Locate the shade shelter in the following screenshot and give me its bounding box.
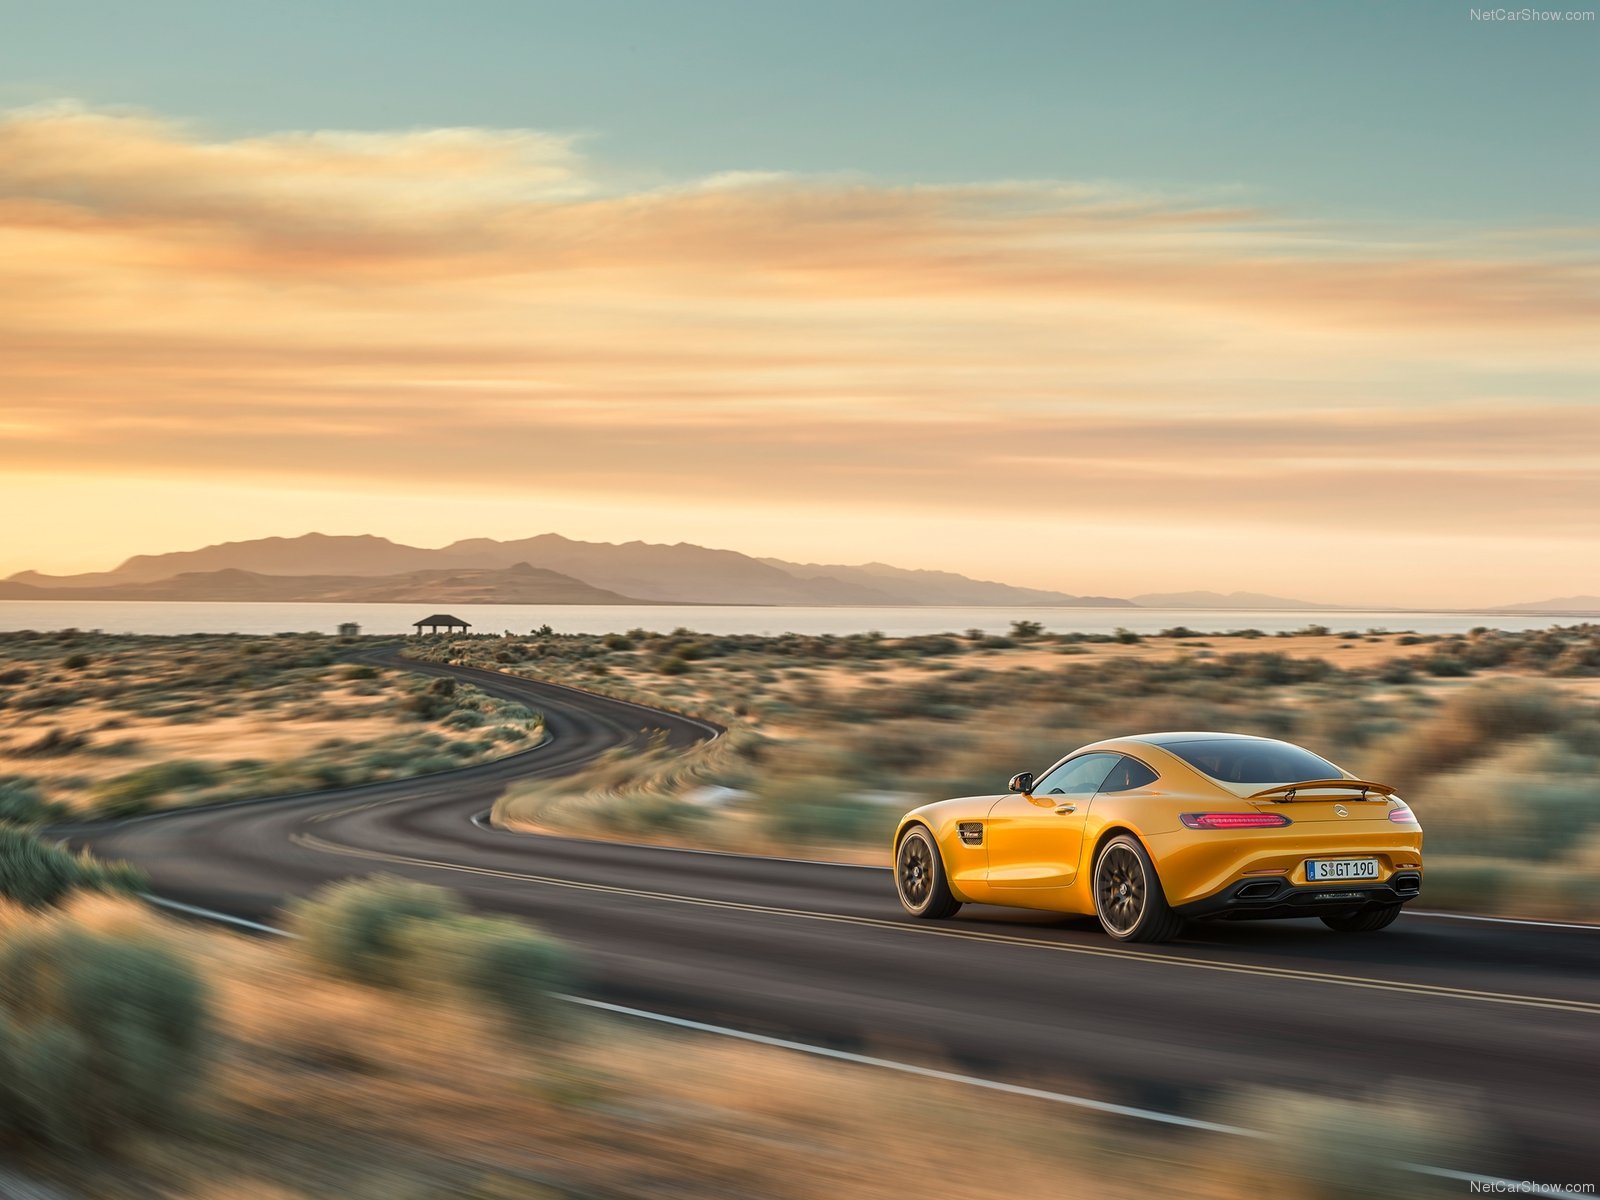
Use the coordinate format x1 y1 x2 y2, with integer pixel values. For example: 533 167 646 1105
413 614 471 635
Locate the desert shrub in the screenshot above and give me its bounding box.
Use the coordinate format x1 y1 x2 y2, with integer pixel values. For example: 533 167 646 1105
403 676 460 720
0 829 142 909
602 634 635 651
1416 858 1516 913
1213 1082 1488 1199
593 792 709 836
15 727 92 758
1424 654 1472 677
407 753 462 774
1367 681 1570 789
0 776 67 826
656 656 690 676
1009 620 1045 639
1419 762 1599 861
62 653 91 670
14 687 87 711
90 760 218 817
754 776 897 848
0 923 209 1148
342 664 379 680
0 1013 88 1147
1375 658 1416 685
292 877 574 1034
407 914 573 1038
289 875 465 986
455 917 572 1036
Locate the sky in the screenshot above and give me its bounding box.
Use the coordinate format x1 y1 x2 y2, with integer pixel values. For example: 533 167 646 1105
1 1 1596 606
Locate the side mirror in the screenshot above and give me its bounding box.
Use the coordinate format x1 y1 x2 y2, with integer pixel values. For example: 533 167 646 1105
1008 771 1034 794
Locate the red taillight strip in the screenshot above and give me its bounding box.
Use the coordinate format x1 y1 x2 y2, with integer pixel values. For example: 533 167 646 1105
1179 813 1293 830
1389 807 1417 823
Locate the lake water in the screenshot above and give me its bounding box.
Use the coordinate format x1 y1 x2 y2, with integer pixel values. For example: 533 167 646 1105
0 600 1587 638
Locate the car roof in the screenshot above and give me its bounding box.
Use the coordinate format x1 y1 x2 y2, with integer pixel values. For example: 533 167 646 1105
1132 731 1289 747
1057 731 1305 766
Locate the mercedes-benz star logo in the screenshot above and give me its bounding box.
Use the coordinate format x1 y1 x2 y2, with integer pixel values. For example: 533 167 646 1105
1334 804 1349 817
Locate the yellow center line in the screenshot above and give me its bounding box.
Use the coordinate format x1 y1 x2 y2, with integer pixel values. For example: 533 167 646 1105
288 829 1600 1017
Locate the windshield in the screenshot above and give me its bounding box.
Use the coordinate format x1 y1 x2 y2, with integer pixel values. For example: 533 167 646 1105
1164 739 1342 785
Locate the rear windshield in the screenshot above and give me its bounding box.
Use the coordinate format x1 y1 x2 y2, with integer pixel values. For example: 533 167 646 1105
1164 740 1341 785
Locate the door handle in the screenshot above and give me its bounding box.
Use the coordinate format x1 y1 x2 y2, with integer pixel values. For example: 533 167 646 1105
1054 803 1077 814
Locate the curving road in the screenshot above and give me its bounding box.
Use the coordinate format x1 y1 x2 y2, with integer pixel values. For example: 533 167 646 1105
72 649 1598 1183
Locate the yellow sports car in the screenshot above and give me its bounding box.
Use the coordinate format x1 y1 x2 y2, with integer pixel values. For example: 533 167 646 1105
893 732 1422 942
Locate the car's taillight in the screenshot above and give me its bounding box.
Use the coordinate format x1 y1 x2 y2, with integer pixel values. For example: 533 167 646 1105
1389 806 1416 823
1180 813 1292 830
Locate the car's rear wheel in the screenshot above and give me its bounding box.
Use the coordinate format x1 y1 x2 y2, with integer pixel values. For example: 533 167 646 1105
895 826 961 919
1320 903 1403 933
1094 835 1182 943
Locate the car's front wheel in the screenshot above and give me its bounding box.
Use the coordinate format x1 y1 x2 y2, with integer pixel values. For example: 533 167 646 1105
1093 835 1183 943
895 826 961 919
1320 903 1403 933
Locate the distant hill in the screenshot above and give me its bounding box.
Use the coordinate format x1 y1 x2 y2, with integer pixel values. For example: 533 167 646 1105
6 532 1138 607
761 558 1133 607
1130 590 1328 610
438 535 898 605
0 563 643 605
7 533 443 589
1499 596 1600 613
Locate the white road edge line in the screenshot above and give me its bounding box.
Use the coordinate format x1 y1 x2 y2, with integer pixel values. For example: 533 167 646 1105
139 892 1592 1199
1406 910 1600 932
142 894 295 936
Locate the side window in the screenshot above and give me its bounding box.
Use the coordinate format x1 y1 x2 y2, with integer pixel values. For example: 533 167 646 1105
1033 752 1119 796
1097 756 1159 793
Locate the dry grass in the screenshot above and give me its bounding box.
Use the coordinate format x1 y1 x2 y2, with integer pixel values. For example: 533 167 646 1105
6 898 1250 1200
0 632 543 817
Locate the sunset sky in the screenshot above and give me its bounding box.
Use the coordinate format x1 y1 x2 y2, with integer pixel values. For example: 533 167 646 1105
2 2 1596 606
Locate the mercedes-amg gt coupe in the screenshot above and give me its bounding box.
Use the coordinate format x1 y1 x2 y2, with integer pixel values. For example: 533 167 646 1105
893 732 1422 942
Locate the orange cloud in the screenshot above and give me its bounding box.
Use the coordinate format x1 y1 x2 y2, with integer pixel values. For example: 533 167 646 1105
1 102 1597 601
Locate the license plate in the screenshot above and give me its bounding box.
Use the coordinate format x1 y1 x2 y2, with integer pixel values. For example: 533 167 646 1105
1306 858 1379 882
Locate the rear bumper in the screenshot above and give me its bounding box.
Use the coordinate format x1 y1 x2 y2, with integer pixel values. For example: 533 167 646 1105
1175 871 1422 921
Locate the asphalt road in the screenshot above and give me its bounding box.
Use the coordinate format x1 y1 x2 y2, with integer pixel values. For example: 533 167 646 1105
72 649 1599 1183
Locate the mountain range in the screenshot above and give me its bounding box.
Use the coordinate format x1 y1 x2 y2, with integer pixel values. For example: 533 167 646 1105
6 533 1586 611
1500 596 1600 614
1 533 1137 607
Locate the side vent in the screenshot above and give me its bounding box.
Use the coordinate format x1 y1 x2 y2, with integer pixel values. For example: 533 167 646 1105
957 822 984 847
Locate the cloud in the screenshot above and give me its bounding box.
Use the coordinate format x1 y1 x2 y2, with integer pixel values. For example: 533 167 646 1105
0 101 1597 593
0 101 591 224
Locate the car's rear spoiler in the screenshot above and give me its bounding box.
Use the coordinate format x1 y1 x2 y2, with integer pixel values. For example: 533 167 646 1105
1247 778 1399 801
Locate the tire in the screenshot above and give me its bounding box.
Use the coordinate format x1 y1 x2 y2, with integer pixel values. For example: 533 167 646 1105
895 826 961 919
1320 903 1403 933
1093 835 1183 943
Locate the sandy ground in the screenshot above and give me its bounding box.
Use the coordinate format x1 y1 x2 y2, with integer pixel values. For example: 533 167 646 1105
580 632 1446 710
0 684 409 792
